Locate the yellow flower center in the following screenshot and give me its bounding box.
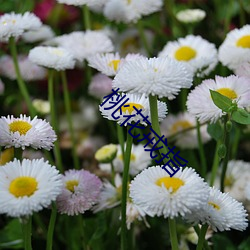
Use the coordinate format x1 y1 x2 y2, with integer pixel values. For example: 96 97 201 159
108 60 121 72
9 121 32 135
118 153 136 162
171 120 192 134
66 180 79 192
216 88 237 99
51 48 64 56
236 35 250 48
127 0 131 4
0 148 14 166
121 103 144 114
224 176 234 187
155 177 184 193
174 46 197 61
9 176 38 197
208 201 220 210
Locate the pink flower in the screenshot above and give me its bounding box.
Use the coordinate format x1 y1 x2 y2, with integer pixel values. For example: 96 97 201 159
56 169 102 215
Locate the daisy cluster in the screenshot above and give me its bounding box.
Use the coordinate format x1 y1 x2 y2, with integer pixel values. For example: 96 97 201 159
100 88 188 177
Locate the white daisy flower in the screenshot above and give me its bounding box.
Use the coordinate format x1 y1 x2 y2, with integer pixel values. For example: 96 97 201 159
160 112 211 149
158 35 218 77
185 187 248 232
213 160 250 202
130 166 209 218
22 24 55 43
104 0 163 23
100 92 167 126
88 52 145 76
32 99 50 115
93 174 122 212
99 144 152 176
0 114 57 150
52 31 114 62
0 55 47 81
28 46 75 71
176 9 206 23
0 158 62 217
0 12 41 42
218 25 250 70
113 57 193 99
187 75 250 123
56 0 105 7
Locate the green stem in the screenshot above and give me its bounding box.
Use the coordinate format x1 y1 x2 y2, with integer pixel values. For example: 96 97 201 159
194 226 211 250
196 120 207 179
46 203 57 250
61 71 80 169
121 128 133 250
196 224 209 250
168 218 179 250
48 70 63 172
14 148 23 160
117 124 125 155
137 20 151 56
9 37 36 117
78 215 88 250
209 141 221 186
238 0 246 26
220 116 230 192
231 126 240 159
21 216 32 250
82 4 91 30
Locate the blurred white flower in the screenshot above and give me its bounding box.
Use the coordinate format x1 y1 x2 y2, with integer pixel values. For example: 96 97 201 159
176 9 206 23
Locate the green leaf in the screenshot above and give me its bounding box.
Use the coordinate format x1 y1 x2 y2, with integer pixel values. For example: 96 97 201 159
238 237 250 250
0 219 23 249
232 109 250 124
207 122 223 141
209 89 234 112
212 234 236 250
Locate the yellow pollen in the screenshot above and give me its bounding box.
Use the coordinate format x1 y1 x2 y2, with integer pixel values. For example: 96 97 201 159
155 177 184 193
174 46 197 61
236 35 250 48
216 88 237 99
9 121 32 135
9 177 38 197
208 201 220 210
171 120 192 134
108 60 121 71
121 103 144 114
66 180 79 192
0 148 14 166
118 153 136 162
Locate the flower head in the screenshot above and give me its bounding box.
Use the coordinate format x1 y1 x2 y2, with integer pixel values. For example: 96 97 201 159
0 12 41 42
100 92 167 126
56 169 102 215
187 75 250 123
0 55 47 81
22 24 55 43
88 73 113 99
160 112 211 149
158 35 217 77
95 144 118 163
130 166 209 218
113 57 193 99
185 187 248 232
0 158 62 217
176 9 206 23
103 0 163 23
28 46 75 71
218 24 250 70
56 0 105 7
0 114 57 150
52 31 114 62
